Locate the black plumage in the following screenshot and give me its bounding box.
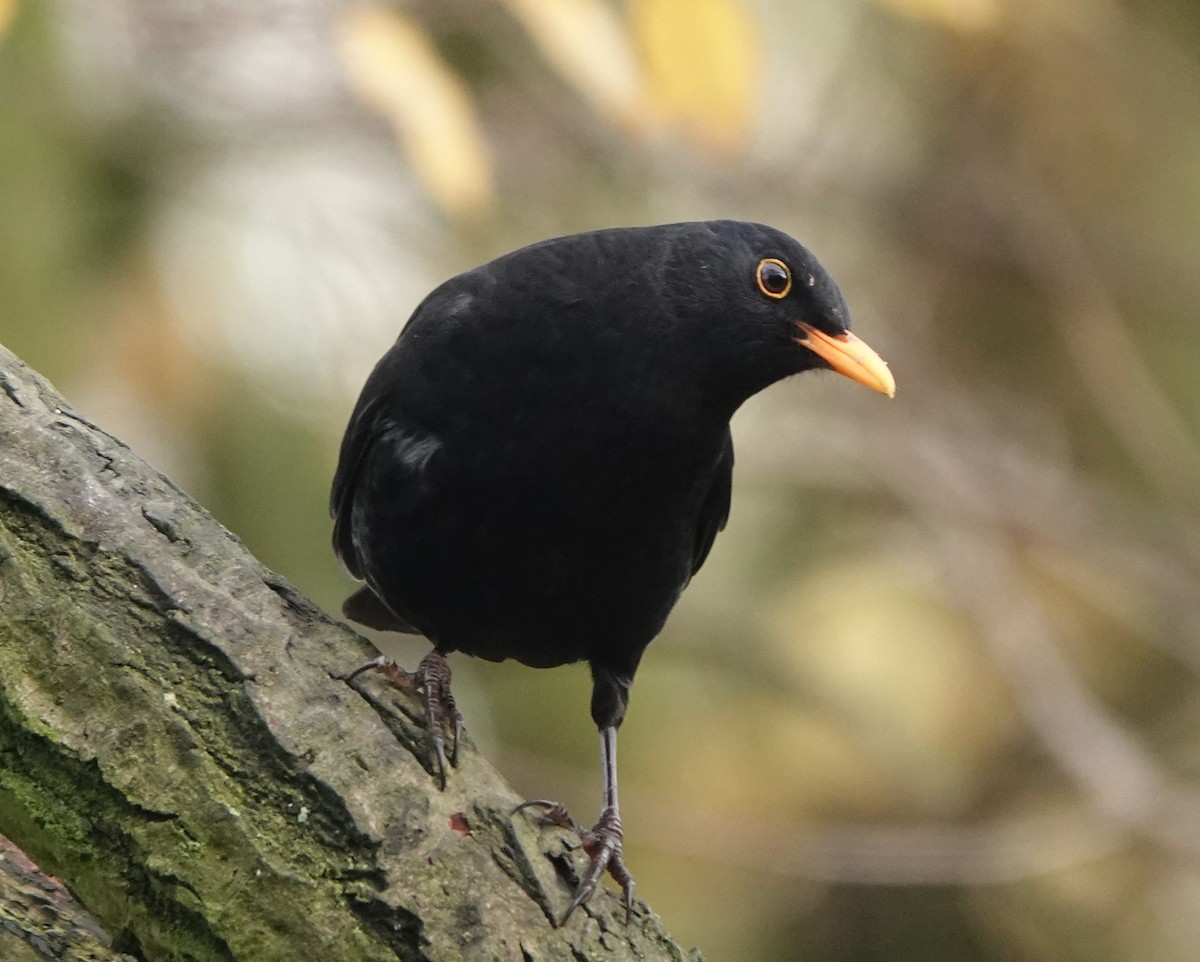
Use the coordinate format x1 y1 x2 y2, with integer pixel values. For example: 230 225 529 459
332 220 894 921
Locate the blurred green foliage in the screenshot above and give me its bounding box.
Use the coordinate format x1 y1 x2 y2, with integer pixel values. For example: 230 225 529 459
3 1 1200 959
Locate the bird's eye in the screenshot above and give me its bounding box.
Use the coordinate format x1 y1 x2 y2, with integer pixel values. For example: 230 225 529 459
755 258 792 299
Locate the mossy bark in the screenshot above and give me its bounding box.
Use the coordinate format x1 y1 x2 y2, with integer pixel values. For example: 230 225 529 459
0 344 699 962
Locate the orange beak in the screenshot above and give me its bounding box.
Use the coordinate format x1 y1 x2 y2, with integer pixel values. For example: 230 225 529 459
795 322 896 398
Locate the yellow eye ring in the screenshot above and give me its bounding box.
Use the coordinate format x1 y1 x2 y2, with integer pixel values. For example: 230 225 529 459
756 258 792 299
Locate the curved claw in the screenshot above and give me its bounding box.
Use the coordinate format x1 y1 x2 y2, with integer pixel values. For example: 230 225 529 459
418 650 462 788
344 654 395 684
344 655 419 690
512 799 583 833
344 650 463 788
563 806 634 924
516 801 636 925
450 712 464 767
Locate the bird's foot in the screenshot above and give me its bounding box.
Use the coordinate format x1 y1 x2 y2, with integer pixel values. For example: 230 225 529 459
515 800 635 924
346 650 463 788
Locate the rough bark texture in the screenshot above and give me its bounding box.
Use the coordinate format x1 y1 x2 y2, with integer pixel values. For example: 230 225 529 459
0 832 132 961
0 344 699 962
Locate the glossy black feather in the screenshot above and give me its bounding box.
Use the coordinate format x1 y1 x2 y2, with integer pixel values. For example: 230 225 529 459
341 584 419 633
690 430 733 578
332 220 852 728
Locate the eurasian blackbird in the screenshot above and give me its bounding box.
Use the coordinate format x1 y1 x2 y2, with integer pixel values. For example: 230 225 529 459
332 220 894 922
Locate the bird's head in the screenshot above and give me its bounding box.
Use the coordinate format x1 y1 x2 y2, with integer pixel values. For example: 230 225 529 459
661 221 895 407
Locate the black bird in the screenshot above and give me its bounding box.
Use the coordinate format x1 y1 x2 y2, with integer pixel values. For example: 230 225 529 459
332 220 894 922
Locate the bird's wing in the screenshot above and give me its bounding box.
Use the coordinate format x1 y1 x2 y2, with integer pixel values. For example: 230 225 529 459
690 430 734 576
330 390 433 636
330 392 385 580
331 385 442 575
341 584 419 633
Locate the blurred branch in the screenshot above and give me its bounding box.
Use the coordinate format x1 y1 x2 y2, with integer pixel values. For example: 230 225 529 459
1004 153 1200 510
756 400 1200 677
748 389 1200 870
885 415 1200 846
929 523 1200 849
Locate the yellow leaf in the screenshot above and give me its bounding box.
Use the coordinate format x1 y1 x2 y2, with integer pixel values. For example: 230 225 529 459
630 0 762 154
0 0 18 38
336 5 494 219
502 0 646 133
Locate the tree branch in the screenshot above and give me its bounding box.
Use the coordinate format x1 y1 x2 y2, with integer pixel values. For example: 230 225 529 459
0 344 696 962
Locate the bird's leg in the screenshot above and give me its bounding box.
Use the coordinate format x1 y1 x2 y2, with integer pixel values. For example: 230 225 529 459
418 649 463 782
568 726 634 922
345 650 463 787
515 726 636 924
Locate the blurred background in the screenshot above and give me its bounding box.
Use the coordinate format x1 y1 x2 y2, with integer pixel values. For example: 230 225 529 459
3 0 1200 958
